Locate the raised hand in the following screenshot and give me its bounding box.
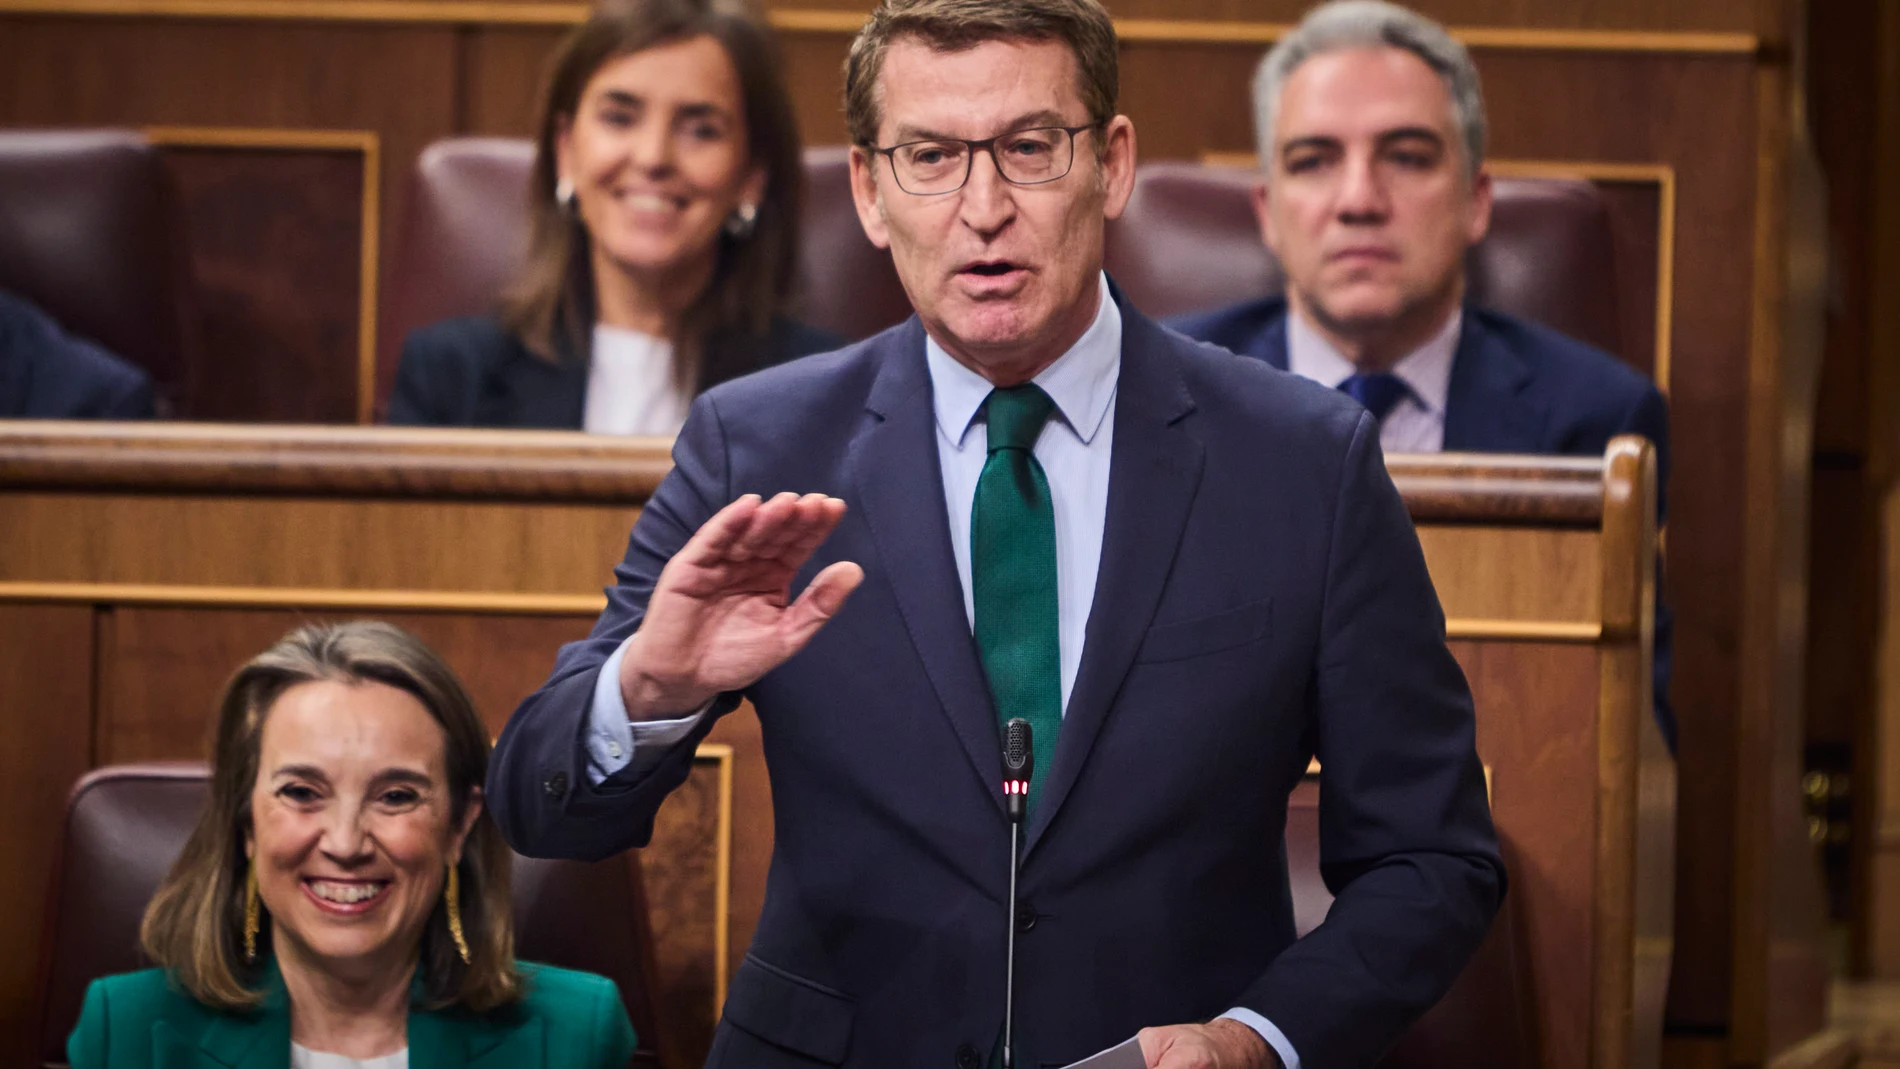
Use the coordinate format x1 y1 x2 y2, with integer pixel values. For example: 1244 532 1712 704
618 492 864 719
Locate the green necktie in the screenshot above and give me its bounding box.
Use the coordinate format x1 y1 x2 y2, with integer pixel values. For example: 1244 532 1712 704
972 384 1061 812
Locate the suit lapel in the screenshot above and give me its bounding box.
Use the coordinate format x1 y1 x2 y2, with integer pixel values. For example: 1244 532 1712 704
1441 312 1540 452
1251 309 1291 371
850 319 1005 808
189 969 290 1069
1027 307 1203 853
406 1002 542 1069
479 333 588 428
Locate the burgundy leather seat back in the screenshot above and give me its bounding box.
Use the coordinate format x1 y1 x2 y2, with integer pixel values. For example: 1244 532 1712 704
1287 782 1534 1069
34 764 663 1068
0 129 198 406
795 147 913 341
1106 161 1626 360
376 138 539 414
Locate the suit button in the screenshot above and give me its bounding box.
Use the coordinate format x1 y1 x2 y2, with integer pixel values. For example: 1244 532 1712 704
543 770 568 798
956 1043 980 1069
1015 904 1038 932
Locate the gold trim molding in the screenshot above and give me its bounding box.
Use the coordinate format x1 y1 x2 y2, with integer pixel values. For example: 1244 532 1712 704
144 126 383 423
0 582 606 615
0 581 1607 643
1445 618 1604 642
0 0 1765 56
691 743 735 1018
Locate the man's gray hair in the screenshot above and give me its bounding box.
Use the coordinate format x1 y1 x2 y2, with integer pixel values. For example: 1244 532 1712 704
1253 1 1486 179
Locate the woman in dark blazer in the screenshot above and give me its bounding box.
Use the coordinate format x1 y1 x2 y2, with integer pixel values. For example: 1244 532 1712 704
68 622 636 1069
388 0 839 432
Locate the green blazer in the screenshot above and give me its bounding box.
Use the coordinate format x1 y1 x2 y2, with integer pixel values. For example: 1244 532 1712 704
66 960 635 1069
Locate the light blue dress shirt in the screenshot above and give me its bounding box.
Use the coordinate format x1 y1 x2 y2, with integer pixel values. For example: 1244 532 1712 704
580 274 1297 1069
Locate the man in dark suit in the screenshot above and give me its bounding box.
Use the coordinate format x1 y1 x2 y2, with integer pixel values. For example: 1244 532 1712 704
1167 0 1675 750
0 288 154 419
487 1 1501 1066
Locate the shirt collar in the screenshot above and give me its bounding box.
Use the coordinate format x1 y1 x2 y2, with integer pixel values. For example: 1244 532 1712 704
926 272 1122 448
1285 304 1461 415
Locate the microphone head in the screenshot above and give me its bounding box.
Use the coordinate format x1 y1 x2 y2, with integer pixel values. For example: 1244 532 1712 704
1003 718 1034 781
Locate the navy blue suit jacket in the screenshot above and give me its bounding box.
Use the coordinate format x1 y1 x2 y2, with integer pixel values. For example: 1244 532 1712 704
488 298 1504 1069
1169 296 1676 751
386 314 841 429
0 289 155 419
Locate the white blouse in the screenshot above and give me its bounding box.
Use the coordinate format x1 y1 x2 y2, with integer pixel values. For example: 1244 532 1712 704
290 1042 407 1069
581 323 691 436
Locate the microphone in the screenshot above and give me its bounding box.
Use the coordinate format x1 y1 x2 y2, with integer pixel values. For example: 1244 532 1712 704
1003 717 1033 823
1001 718 1033 1069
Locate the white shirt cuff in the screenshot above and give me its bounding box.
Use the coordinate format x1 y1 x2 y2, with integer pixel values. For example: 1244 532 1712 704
1218 1008 1300 1069
583 636 713 786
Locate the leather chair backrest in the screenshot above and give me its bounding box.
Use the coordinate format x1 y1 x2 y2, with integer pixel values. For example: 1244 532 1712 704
375 138 539 416
0 129 198 406
1286 781 1535 1069
33 764 664 1068
794 147 913 342
1105 162 1626 360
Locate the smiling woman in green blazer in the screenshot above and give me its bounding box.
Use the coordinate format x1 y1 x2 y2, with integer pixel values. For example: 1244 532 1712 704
67 622 635 1069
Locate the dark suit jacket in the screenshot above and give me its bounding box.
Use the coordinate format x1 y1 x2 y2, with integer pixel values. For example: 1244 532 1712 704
67 961 635 1069
386 313 842 429
488 297 1504 1069
1169 296 1677 751
0 288 155 419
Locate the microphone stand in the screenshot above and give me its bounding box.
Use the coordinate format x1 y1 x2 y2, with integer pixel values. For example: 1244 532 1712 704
1001 719 1033 1069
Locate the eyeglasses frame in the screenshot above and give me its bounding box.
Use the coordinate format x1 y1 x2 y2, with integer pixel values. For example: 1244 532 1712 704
865 122 1105 196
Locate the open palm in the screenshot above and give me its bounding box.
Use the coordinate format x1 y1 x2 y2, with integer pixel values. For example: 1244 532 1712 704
620 492 864 718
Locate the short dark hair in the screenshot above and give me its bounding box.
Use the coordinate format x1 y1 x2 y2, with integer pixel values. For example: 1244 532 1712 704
139 621 520 1013
844 0 1119 148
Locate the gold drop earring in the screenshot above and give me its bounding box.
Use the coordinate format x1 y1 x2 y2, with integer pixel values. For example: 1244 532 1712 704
242 862 261 963
445 863 470 964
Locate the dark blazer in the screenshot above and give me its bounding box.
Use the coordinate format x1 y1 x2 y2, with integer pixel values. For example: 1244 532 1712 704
488 295 1504 1069
67 960 635 1069
386 313 842 429
0 288 155 419
1169 296 1677 751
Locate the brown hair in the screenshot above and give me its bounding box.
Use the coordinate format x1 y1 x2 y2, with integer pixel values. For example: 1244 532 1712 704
843 0 1120 148
139 621 520 1013
502 0 806 391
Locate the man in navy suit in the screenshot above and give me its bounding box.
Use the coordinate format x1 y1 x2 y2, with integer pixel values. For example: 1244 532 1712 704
487 1 1501 1066
0 288 154 419
1167 0 1675 750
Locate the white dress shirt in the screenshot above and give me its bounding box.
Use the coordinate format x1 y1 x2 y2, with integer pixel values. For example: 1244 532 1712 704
580 274 1299 1069
290 1044 406 1069
581 323 691 437
1285 307 1460 453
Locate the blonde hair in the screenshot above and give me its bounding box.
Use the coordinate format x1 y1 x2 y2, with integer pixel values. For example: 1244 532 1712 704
138 621 521 1012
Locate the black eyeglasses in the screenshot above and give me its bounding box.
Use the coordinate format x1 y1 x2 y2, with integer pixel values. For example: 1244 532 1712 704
868 124 1101 196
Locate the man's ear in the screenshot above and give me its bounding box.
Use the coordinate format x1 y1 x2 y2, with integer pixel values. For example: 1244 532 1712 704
1098 115 1138 221
1250 178 1282 257
1466 166 1495 246
848 145 892 250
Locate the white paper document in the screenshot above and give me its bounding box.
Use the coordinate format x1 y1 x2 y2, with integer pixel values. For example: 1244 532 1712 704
1058 1036 1146 1069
